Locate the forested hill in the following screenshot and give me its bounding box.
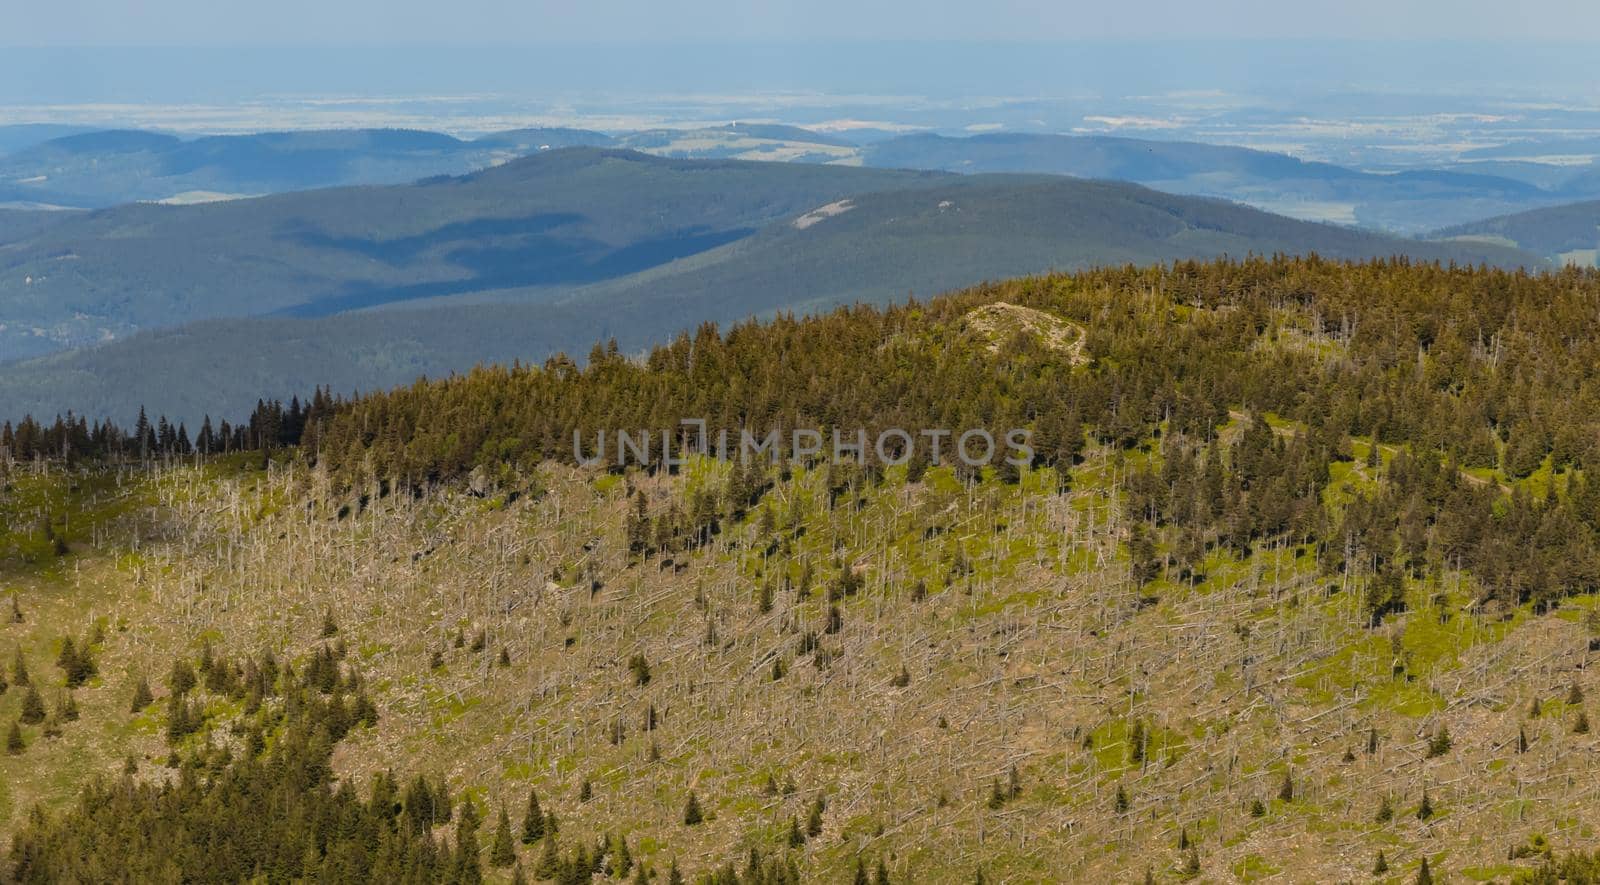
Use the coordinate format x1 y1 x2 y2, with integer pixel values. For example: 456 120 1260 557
1433 198 1600 266
0 148 945 361
6 258 1600 881
0 152 1539 425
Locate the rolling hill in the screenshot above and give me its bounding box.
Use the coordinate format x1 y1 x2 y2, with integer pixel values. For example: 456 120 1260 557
860 132 1561 232
1432 199 1600 266
0 149 945 359
0 124 852 209
0 156 1540 424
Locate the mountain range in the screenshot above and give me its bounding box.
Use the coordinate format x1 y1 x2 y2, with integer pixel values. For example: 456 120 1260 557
0 148 1537 424
7 124 1600 234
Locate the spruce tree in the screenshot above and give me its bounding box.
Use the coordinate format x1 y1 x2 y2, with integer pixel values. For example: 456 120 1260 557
19 684 46 725
1417 789 1434 820
1426 725 1452 758
131 675 154 713
521 789 544 845
4 721 22 755
534 834 559 880
12 648 29 687
683 791 704 825
1373 851 1388 874
490 806 516 868
1416 855 1433 885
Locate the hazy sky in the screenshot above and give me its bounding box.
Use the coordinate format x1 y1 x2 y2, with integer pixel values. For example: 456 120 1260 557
7 0 1600 45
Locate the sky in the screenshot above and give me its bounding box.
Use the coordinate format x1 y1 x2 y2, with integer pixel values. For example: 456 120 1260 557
6 0 1600 45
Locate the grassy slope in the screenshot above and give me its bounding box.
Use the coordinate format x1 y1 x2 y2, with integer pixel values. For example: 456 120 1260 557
3 305 1599 882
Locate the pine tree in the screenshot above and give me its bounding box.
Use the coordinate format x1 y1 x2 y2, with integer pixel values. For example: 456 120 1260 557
628 653 651 686
1426 725 1452 758
534 834 559 880
19 684 46 724
131 675 154 713
11 648 29 687
490 806 516 868
521 789 544 845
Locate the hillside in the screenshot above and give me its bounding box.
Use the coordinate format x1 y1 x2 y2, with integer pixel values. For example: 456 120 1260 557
861 132 1561 232
1433 200 1600 267
0 169 1540 424
5 260 1600 882
0 149 944 360
0 124 852 210
558 174 1539 324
